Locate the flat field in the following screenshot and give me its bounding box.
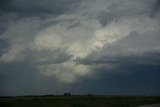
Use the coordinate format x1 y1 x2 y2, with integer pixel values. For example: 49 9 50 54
0 95 160 107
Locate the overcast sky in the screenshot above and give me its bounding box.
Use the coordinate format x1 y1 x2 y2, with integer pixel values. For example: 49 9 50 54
0 0 160 96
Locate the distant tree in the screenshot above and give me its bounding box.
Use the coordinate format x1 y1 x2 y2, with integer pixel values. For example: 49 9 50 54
68 93 71 96
87 93 94 97
64 93 71 96
64 93 67 96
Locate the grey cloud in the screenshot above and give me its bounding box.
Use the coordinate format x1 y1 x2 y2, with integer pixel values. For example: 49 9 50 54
67 22 81 29
79 30 160 66
26 49 71 65
79 52 160 68
96 0 157 27
97 10 120 27
40 17 78 29
39 20 59 29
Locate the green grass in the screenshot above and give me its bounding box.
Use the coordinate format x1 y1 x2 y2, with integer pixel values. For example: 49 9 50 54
0 95 160 107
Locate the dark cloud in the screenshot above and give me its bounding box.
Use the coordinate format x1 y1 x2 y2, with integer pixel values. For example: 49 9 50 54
0 39 9 56
96 11 120 27
0 0 83 18
0 62 64 96
0 0 84 39
151 0 160 16
1 56 160 96
66 63 160 95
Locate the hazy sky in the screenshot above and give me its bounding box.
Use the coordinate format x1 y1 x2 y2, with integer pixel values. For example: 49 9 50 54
0 0 160 96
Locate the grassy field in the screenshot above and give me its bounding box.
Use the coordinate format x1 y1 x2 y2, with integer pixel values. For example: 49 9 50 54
0 95 160 107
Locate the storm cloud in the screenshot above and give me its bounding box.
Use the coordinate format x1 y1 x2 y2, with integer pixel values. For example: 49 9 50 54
0 0 160 96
